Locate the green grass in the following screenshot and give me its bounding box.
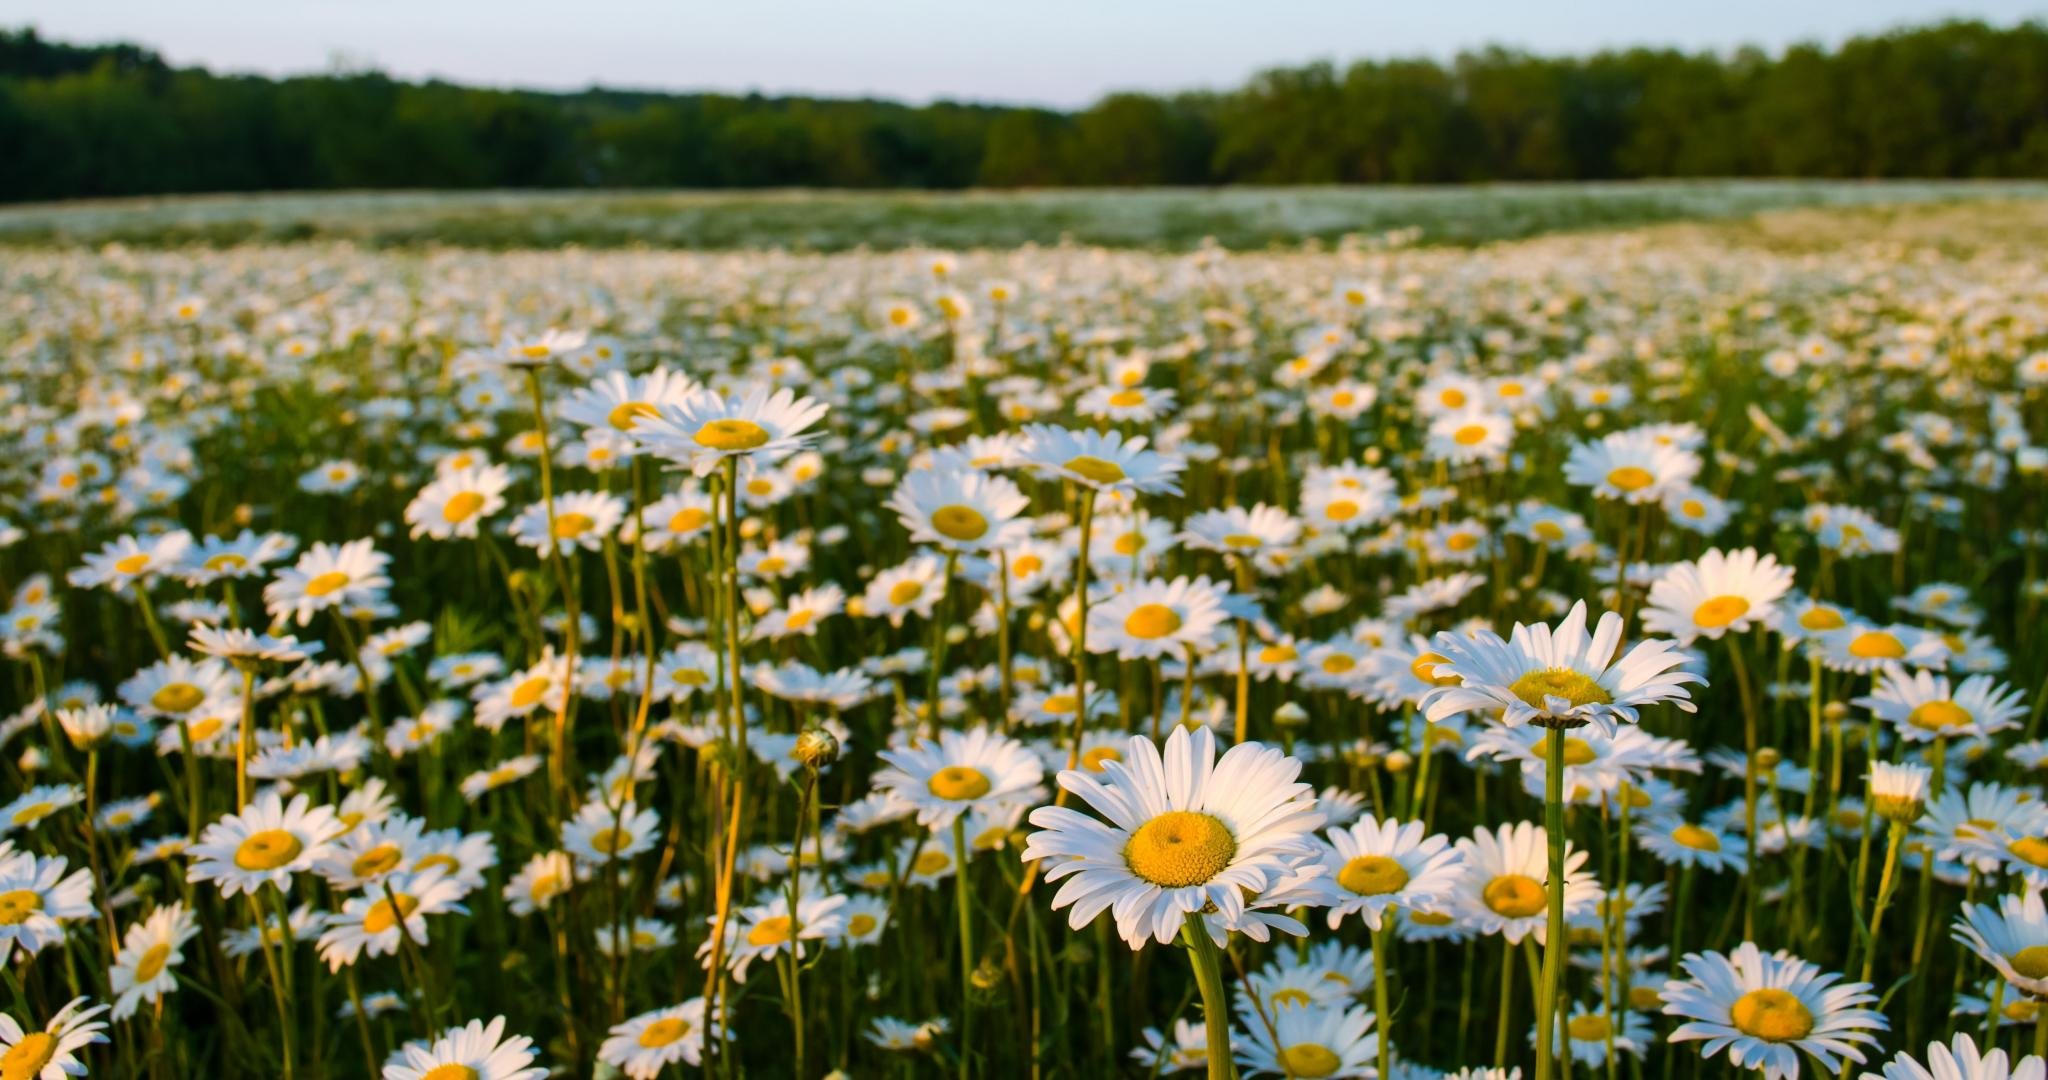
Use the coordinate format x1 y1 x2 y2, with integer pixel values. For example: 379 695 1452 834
5 180 2048 250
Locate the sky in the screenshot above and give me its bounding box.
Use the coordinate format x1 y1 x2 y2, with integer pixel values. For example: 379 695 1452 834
12 1 2043 108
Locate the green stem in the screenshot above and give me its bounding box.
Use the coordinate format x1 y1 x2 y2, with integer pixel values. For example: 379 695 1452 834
1182 913 1237 1080
1535 726 1567 1080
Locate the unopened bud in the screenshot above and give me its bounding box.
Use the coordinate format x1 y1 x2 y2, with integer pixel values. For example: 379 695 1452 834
1273 702 1310 730
794 728 840 771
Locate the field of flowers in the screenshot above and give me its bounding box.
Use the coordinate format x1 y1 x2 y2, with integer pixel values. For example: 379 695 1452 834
1 206 2046 1080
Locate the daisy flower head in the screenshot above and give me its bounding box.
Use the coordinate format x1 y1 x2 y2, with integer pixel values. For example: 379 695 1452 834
1015 424 1184 496
1233 998 1377 1079
405 464 513 541
633 383 830 476
317 868 469 972
1179 504 1301 559
874 727 1044 830
263 539 391 627
509 491 626 556
0 997 110 1080
1954 888 2048 997
562 800 661 864
1868 761 1932 823
701 891 847 983
600 999 720 1078
1641 548 1795 646
1860 1034 2045 1080
1451 821 1599 943
495 327 587 369
1087 576 1231 662
1316 815 1463 930
186 791 345 897
187 626 322 667
381 1015 546 1080
1855 666 2028 744
558 365 701 440
1564 428 1700 504
0 850 94 962
1022 725 1324 949
1419 600 1702 736
885 464 1031 553
1815 623 1950 675
1659 942 1886 1080
109 901 198 1020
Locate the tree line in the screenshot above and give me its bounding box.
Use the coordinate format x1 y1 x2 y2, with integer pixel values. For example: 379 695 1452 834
3 19 2047 202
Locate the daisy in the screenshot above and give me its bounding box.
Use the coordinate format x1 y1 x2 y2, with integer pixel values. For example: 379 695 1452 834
1855 666 2028 744
1087 576 1231 662
0 997 110 1080
405 465 513 540
1634 816 1746 873
558 365 700 440
1641 548 1795 646
108 902 198 1020
318 868 469 972
1860 1034 2045 1080
1315 816 1463 930
0 851 94 961
1022 725 1324 948
1450 822 1599 943
701 891 847 983
640 487 716 551
1419 601 1702 736
503 851 576 917
0 786 83 836
886 465 1031 553
1133 1018 1209 1073
1535 1004 1652 1067
562 800 661 864
1233 999 1378 1079
1180 504 1301 559
1660 942 1887 1079
1815 623 1950 675
186 791 345 897
863 555 947 627
1564 429 1700 503
750 584 844 641
380 1015 546 1080
264 539 392 626
508 491 626 555
67 530 193 592
495 327 588 368
600 999 719 1078
1428 408 1514 466
875 727 1044 830
187 626 322 666
1954 889 2048 997
1015 424 1184 496
633 383 830 476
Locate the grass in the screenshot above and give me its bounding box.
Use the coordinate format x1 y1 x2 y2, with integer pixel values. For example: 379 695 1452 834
3 180 2048 251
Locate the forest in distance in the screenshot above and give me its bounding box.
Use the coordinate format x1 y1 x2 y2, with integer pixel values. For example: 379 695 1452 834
5 19 2048 204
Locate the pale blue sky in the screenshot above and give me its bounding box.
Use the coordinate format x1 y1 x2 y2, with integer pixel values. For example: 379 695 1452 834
11 1 2043 107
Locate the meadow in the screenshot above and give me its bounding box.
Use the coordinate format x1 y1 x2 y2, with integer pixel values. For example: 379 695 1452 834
0 190 2045 1079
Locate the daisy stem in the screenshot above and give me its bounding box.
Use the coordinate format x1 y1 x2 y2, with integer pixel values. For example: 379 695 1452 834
1062 488 1097 773
343 966 378 1069
236 666 256 808
998 551 1014 725
525 366 581 817
1859 820 1906 985
247 890 295 1080
1180 912 1237 1080
1496 936 1515 1067
1535 725 1568 1080
2035 997 2047 1061
1726 636 1760 943
133 582 172 659
1374 920 1393 1080
926 551 958 739
953 814 974 1079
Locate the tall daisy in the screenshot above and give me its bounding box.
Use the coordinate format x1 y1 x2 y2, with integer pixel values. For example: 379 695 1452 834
186 792 345 898
1014 424 1185 496
633 383 830 477
886 464 1031 554
1659 942 1886 1079
1641 548 1795 646
0 997 110 1080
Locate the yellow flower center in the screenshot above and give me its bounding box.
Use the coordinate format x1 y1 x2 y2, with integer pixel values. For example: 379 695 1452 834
668 508 710 533
152 683 205 713
1337 855 1410 896
1849 632 1906 659
927 766 993 801
1409 910 1454 926
1258 645 1297 664
914 850 952 875
351 844 405 879
10 803 55 827
1532 737 1598 766
1324 500 1359 522
1446 532 1480 552
1080 746 1123 772
552 513 595 539
364 894 419 934
1124 604 1183 640
1012 554 1043 577
135 942 172 982
1454 424 1488 446
416 854 459 876
931 505 989 542
1322 654 1357 674
694 419 770 451
1271 988 1315 1008
1279 1043 1342 1078
1482 873 1546 918
588 827 634 855
748 915 794 947
0 890 43 926
1441 388 1468 408
305 571 350 597
1043 694 1078 715
1628 985 1664 1011
420 1065 477 1080
510 677 551 710
1605 466 1654 492
1 1033 58 1080
784 609 816 630
1799 606 1845 631
1063 455 1125 485
608 401 657 431
204 553 248 572
114 553 152 574
1680 499 1706 518
442 492 485 523
1410 652 1460 687
1509 668 1613 710
1124 811 1236 888
1672 824 1720 851
234 830 305 871
1692 595 1750 629
1107 390 1146 408
2013 946 2048 981
2009 837 2048 868
2006 997 2042 1021
638 1017 691 1048
846 913 878 937
1908 701 1971 732
888 580 925 606
1729 988 1815 1042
